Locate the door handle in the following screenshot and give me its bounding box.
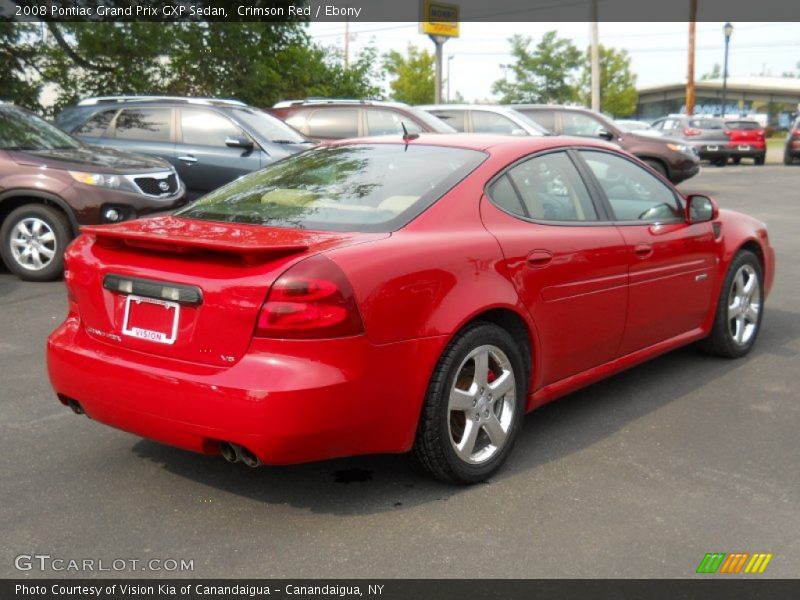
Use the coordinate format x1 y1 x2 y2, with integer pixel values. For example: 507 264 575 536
526 250 553 268
634 242 653 259
177 155 198 163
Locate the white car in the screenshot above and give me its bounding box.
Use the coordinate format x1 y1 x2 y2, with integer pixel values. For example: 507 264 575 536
418 104 549 136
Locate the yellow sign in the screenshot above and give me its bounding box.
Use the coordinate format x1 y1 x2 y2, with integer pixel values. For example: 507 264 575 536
420 1 460 38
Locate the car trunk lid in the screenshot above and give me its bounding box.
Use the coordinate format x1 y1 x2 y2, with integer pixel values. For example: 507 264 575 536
70 216 385 366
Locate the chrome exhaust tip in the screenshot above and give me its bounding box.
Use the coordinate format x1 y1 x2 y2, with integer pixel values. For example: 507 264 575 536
219 442 239 463
66 399 84 415
238 446 261 468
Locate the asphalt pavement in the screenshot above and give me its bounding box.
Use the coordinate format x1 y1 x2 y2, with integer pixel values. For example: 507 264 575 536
1 164 798 579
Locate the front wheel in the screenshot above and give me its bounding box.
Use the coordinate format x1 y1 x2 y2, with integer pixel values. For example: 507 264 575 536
700 250 763 358
414 322 527 484
785 151 795 166
0 204 71 282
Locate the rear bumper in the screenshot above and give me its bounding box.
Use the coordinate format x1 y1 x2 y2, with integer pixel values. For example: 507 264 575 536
47 318 446 464
727 143 766 158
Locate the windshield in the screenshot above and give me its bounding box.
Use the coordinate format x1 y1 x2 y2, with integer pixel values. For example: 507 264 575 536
407 107 458 133
229 108 310 144
177 143 486 233
0 107 81 151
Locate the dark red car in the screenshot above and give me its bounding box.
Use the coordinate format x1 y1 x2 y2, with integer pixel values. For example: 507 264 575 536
47 135 775 483
724 119 767 165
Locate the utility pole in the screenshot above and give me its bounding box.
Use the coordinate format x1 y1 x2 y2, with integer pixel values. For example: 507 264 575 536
431 36 446 104
686 0 697 115
446 55 454 103
344 18 350 69
590 1 600 112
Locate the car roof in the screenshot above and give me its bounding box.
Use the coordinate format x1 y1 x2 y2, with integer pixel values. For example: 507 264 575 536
77 96 247 107
273 98 410 109
419 104 519 114
325 132 617 153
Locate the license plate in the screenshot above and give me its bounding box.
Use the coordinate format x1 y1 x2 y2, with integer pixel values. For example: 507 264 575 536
122 295 180 345
706 145 719 151
738 144 750 151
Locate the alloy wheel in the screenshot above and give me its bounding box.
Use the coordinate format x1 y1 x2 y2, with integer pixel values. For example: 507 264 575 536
727 263 761 346
9 217 57 271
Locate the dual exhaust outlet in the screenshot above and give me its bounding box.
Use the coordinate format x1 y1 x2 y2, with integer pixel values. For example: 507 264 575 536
219 442 261 468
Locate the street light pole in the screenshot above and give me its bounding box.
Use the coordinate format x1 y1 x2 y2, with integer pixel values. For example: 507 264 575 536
721 22 733 118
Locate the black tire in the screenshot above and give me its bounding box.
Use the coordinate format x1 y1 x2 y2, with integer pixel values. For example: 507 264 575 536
785 151 795 166
699 250 764 358
754 154 765 166
643 159 667 179
414 322 528 484
731 156 741 165
0 204 70 282
712 158 727 167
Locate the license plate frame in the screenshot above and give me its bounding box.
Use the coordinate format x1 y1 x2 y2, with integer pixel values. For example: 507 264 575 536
706 145 719 152
738 144 751 151
122 294 180 345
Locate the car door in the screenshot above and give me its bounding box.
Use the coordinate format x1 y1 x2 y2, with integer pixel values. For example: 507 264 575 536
176 108 263 196
107 107 176 163
577 149 718 355
480 149 629 386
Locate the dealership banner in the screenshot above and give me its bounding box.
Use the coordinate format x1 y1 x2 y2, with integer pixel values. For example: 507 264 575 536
3 0 800 22
4 579 800 600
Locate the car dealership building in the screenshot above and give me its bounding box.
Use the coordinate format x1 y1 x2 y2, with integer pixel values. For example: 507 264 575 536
635 76 800 127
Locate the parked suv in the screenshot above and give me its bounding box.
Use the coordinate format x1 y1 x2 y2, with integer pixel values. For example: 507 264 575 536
56 96 313 199
419 104 549 136
269 99 456 141
0 103 186 281
512 105 700 183
724 119 766 165
784 116 800 165
650 116 730 166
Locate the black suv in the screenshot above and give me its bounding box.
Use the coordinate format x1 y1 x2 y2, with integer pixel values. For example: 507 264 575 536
56 97 314 199
0 103 185 281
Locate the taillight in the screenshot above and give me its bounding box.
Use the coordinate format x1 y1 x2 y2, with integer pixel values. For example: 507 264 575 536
793 129 800 138
756 129 765 139
255 254 364 339
723 129 733 136
684 127 701 137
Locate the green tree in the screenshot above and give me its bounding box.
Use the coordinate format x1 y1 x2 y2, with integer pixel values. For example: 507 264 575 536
383 44 435 105
492 32 581 104
700 63 722 80
578 45 638 117
0 22 43 109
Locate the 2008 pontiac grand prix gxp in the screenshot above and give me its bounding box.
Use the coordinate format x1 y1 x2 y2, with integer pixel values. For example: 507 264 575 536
47 134 775 484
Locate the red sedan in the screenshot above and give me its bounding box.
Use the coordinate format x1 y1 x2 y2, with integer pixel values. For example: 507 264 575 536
47 134 775 483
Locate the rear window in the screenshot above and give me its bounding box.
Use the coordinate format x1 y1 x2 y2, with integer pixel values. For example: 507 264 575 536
726 121 761 130
177 144 486 233
689 118 724 130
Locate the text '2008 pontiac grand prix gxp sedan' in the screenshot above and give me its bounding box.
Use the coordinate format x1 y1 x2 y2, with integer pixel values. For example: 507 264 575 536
47 134 775 484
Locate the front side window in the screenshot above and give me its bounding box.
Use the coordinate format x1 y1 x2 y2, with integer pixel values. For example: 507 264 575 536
580 150 683 222
366 109 421 136
470 111 518 135
429 110 466 132
177 144 486 232
76 110 116 138
0 107 80 151
306 108 359 139
489 151 598 222
181 109 243 147
114 108 172 142
561 112 605 137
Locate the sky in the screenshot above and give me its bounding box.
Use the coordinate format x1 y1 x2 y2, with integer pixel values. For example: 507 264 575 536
307 21 800 101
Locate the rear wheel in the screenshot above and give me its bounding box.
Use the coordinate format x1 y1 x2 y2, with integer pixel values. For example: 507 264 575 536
0 204 70 282
731 156 741 165
785 151 795 166
754 154 765 166
414 322 527 484
699 250 763 358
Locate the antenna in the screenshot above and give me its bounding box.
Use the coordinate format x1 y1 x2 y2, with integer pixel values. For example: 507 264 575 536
401 122 419 143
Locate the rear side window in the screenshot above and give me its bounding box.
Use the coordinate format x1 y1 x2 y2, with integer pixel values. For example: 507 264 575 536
366 109 421 136
181 109 244 146
471 111 518 135
430 110 466 132
114 108 172 142
76 110 116 137
177 144 486 233
306 108 359 139
522 110 555 132
490 152 598 222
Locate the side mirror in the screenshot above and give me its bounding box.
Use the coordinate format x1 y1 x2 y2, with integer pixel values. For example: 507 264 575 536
686 194 719 223
225 136 254 150
597 129 615 141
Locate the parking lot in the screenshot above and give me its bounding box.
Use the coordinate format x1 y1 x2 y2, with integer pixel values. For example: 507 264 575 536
0 164 798 579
